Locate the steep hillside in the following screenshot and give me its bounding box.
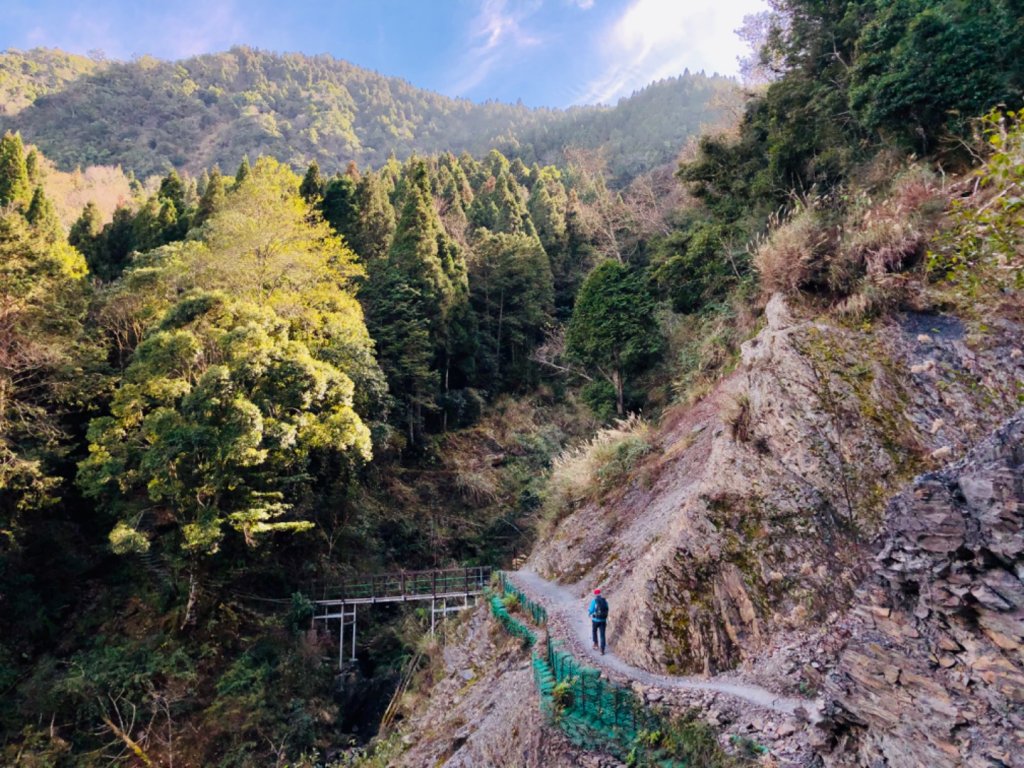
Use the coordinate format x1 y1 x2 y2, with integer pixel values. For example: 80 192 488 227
0 47 736 180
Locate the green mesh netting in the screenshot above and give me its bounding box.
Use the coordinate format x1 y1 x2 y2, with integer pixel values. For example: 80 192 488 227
493 571 736 768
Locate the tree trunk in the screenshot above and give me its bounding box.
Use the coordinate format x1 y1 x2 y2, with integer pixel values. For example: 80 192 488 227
181 569 198 629
614 369 624 417
495 290 504 377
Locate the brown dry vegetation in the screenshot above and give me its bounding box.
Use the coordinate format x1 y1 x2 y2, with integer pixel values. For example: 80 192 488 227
754 164 949 319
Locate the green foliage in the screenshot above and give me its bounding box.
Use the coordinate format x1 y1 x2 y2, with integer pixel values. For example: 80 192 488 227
287 592 315 636
79 157 379 560
848 0 1024 152
468 231 554 387
929 109 1024 293
0 130 32 209
194 164 226 228
0 211 93 545
79 291 371 557
299 160 325 203
650 220 736 314
676 0 1024 307
1 48 735 182
25 185 63 242
567 261 663 416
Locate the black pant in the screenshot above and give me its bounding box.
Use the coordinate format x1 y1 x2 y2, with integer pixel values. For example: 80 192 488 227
591 620 606 652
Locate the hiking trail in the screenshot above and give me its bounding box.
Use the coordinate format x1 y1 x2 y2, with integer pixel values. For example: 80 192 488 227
508 569 821 721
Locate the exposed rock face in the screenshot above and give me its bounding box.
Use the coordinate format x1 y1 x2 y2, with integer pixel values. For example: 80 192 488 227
821 412 1024 767
393 607 602 768
532 295 1023 680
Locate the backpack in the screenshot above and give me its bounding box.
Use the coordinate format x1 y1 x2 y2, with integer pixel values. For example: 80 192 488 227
593 596 609 620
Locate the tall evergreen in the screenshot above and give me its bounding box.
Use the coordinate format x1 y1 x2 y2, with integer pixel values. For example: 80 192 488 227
25 186 62 242
299 160 325 202
193 165 226 228
0 131 31 209
352 170 396 262
322 173 359 243
92 205 136 281
235 155 251 185
24 149 40 186
68 201 104 269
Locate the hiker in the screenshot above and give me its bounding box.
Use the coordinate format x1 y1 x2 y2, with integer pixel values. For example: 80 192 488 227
588 588 608 655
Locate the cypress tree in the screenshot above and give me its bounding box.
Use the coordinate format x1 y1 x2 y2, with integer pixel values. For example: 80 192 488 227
235 155 251 185
322 174 359 242
69 201 105 268
25 186 62 242
0 131 31 209
194 166 226 228
25 149 40 186
352 170 396 263
299 161 325 203
158 170 187 214
93 205 136 281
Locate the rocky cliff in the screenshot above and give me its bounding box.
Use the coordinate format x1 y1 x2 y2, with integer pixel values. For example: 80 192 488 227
531 296 1023 681
389 295 1023 766
820 412 1024 766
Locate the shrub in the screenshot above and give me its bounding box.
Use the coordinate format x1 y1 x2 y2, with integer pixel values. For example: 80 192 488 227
541 415 651 530
929 109 1024 297
754 204 834 296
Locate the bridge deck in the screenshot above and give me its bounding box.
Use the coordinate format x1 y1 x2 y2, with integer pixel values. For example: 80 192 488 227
313 565 492 606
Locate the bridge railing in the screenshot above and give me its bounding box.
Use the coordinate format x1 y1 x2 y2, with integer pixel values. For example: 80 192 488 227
316 565 492 603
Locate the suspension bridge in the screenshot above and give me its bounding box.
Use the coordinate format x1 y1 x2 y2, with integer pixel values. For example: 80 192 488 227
312 566 492 668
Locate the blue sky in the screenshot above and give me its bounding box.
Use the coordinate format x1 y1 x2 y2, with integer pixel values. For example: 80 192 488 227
1 0 767 107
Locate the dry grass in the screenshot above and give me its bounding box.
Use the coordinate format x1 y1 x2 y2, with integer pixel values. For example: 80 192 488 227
753 204 835 296
539 415 651 536
666 292 760 405
754 164 948 319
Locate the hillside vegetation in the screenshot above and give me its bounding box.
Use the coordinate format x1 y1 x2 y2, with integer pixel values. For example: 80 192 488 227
0 46 736 182
2 0 1024 766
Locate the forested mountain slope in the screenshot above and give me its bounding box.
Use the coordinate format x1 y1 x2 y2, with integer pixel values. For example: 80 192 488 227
0 46 736 181
3 0 1024 766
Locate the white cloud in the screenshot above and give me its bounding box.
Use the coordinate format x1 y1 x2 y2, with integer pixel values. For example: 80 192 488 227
145 0 248 59
577 0 767 105
574 0 596 9
448 0 544 96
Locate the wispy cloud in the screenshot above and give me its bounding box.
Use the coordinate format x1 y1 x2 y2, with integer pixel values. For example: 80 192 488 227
448 0 544 96
13 0 249 61
155 1 249 59
576 0 766 105
573 0 596 9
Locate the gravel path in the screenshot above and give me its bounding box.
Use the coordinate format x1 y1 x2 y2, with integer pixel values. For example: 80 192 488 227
509 569 819 720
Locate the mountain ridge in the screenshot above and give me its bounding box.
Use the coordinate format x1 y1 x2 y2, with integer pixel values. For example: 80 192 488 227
0 45 737 181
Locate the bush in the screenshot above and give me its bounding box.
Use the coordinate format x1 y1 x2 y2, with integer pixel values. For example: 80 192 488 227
754 203 834 296
929 109 1024 297
541 415 651 529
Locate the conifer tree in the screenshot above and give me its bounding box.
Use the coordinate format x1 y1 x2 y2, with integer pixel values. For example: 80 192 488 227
235 155 251 185
25 186 62 242
566 260 662 417
69 201 105 272
322 173 359 243
0 131 31 209
158 170 187 214
352 170 396 263
24 149 40 186
91 206 135 281
468 231 554 385
193 165 226 228
299 160 326 203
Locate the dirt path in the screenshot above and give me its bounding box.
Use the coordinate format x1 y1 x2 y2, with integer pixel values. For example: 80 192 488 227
509 569 819 720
